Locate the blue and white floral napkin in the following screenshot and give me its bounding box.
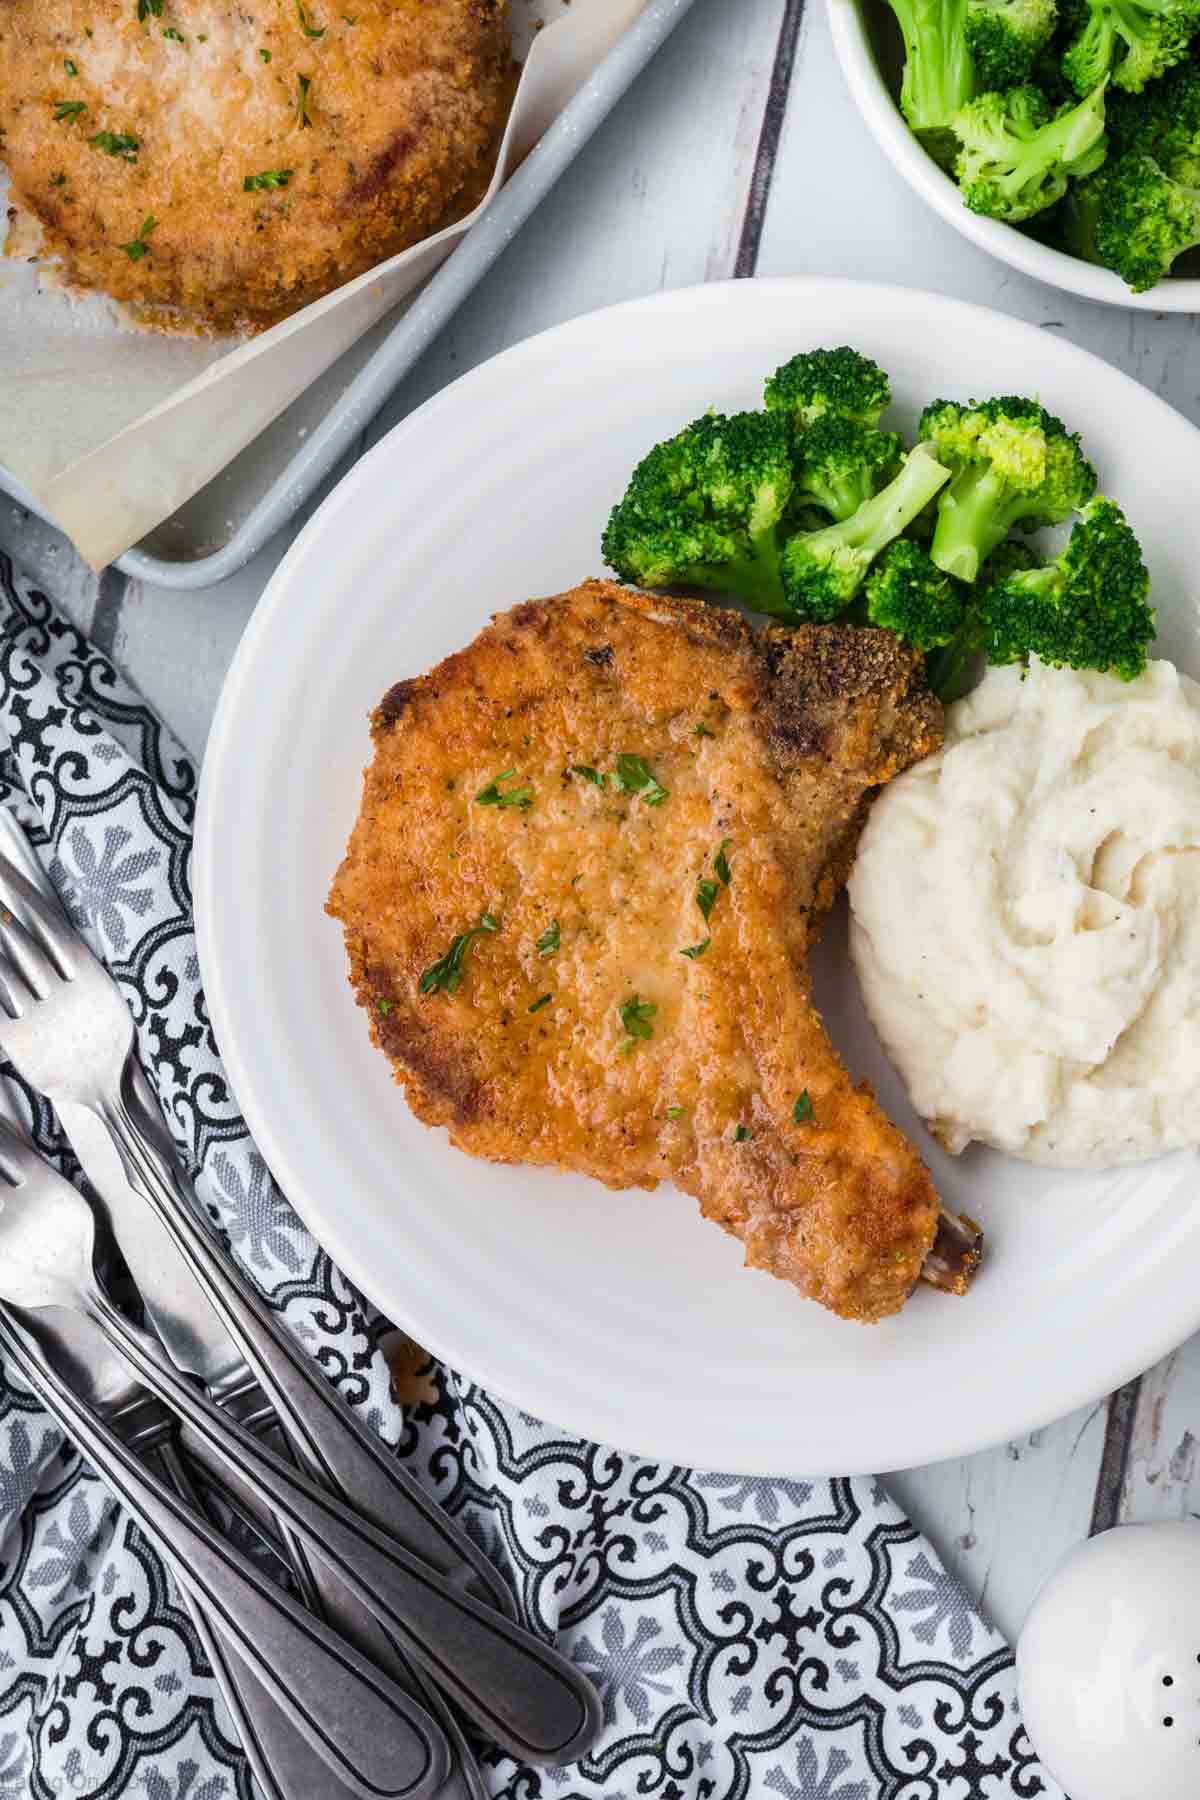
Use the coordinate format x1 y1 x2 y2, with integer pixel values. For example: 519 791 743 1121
0 549 1062 1800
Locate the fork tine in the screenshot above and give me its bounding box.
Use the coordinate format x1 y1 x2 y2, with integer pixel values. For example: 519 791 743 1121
0 949 25 1022
0 853 77 979
0 904 62 1003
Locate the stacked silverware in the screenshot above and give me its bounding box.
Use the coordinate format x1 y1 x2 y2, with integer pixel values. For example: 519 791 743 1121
0 815 601 1799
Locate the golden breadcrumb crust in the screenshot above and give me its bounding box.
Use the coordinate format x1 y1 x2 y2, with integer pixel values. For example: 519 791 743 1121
328 581 945 1323
0 0 509 331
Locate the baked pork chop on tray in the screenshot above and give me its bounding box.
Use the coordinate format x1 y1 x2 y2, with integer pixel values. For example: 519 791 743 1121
328 579 981 1322
0 0 510 331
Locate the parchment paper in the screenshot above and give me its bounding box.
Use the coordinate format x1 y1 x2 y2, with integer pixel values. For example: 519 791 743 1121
0 0 645 568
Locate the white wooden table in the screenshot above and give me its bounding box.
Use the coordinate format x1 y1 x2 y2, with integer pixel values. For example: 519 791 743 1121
5 0 1200 1651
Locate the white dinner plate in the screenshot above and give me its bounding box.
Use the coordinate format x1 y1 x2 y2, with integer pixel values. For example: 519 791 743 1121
196 278 1200 1476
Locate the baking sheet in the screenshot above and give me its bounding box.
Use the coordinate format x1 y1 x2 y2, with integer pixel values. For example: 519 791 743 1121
0 0 645 569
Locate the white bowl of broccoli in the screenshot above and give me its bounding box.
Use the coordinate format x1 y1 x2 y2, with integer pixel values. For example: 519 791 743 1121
828 0 1200 310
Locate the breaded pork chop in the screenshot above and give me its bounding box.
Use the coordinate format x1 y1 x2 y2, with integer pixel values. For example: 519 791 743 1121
328 581 947 1322
0 0 509 332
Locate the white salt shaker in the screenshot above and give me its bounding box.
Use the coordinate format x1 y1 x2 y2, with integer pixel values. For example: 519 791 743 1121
1017 1521 1200 1800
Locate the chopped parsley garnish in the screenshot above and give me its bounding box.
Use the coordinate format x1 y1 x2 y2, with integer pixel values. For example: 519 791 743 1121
259 45 272 58
608 753 668 805
244 169 293 190
570 873 583 886
50 171 67 187
733 1124 754 1143
136 0 163 18
476 769 533 810
119 214 157 260
571 764 603 786
792 1091 815 1125
617 993 656 1054
419 913 499 997
536 919 560 957
297 1 326 33
54 101 86 121
377 997 394 1015
528 993 553 1014
64 58 79 75
696 840 732 923
680 939 710 961
714 838 732 885
90 130 139 159
163 26 185 39
296 70 314 125
666 1105 685 1120
695 722 712 737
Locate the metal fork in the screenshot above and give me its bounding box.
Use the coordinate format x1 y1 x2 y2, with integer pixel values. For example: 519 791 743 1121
0 818 494 1800
0 843 507 1597
0 1089 385 1800
0 852 600 1766
0 1299 457 1799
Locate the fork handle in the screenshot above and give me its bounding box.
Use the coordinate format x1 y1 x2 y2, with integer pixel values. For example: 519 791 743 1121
157 1442 381 1800
102 1079 598 1763
91 1278 598 1766
118 1064 513 1621
0 1308 450 1800
196 1434 490 1800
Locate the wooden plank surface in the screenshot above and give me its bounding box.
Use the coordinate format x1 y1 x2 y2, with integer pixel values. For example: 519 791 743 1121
2 0 1199 1651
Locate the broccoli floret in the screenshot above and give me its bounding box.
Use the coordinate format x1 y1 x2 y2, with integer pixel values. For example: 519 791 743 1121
792 417 905 522
860 539 986 703
765 347 892 428
919 395 1097 582
865 539 968 647
952 83 1108 222
881 0 978 136
1061 0 1200 94
980 538 1043 582
780 444 953 621
983 496 1154 678
861 541 1010 703
865 541 981 702
1076 150 1200 288
923 540 1043 700
602 410 797 617
1107 61 1200 180
965 0 1058 84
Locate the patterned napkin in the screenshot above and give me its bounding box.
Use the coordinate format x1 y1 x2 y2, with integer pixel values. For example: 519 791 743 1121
0 548 1062 1800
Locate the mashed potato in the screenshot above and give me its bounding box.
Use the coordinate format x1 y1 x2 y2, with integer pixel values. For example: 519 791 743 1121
848 657 1200 1169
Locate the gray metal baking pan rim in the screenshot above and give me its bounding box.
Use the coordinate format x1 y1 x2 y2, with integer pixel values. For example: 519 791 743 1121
108 0 699 592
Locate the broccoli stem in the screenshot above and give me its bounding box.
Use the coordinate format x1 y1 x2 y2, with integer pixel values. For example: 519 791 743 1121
817 470 877 521
892 0 976 132
931 466 1032 582
984 92 1108 210
1094 0 1164 75
1067 9 1117 89
925 611 985 702
678 538 793 619
802 446 952 566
